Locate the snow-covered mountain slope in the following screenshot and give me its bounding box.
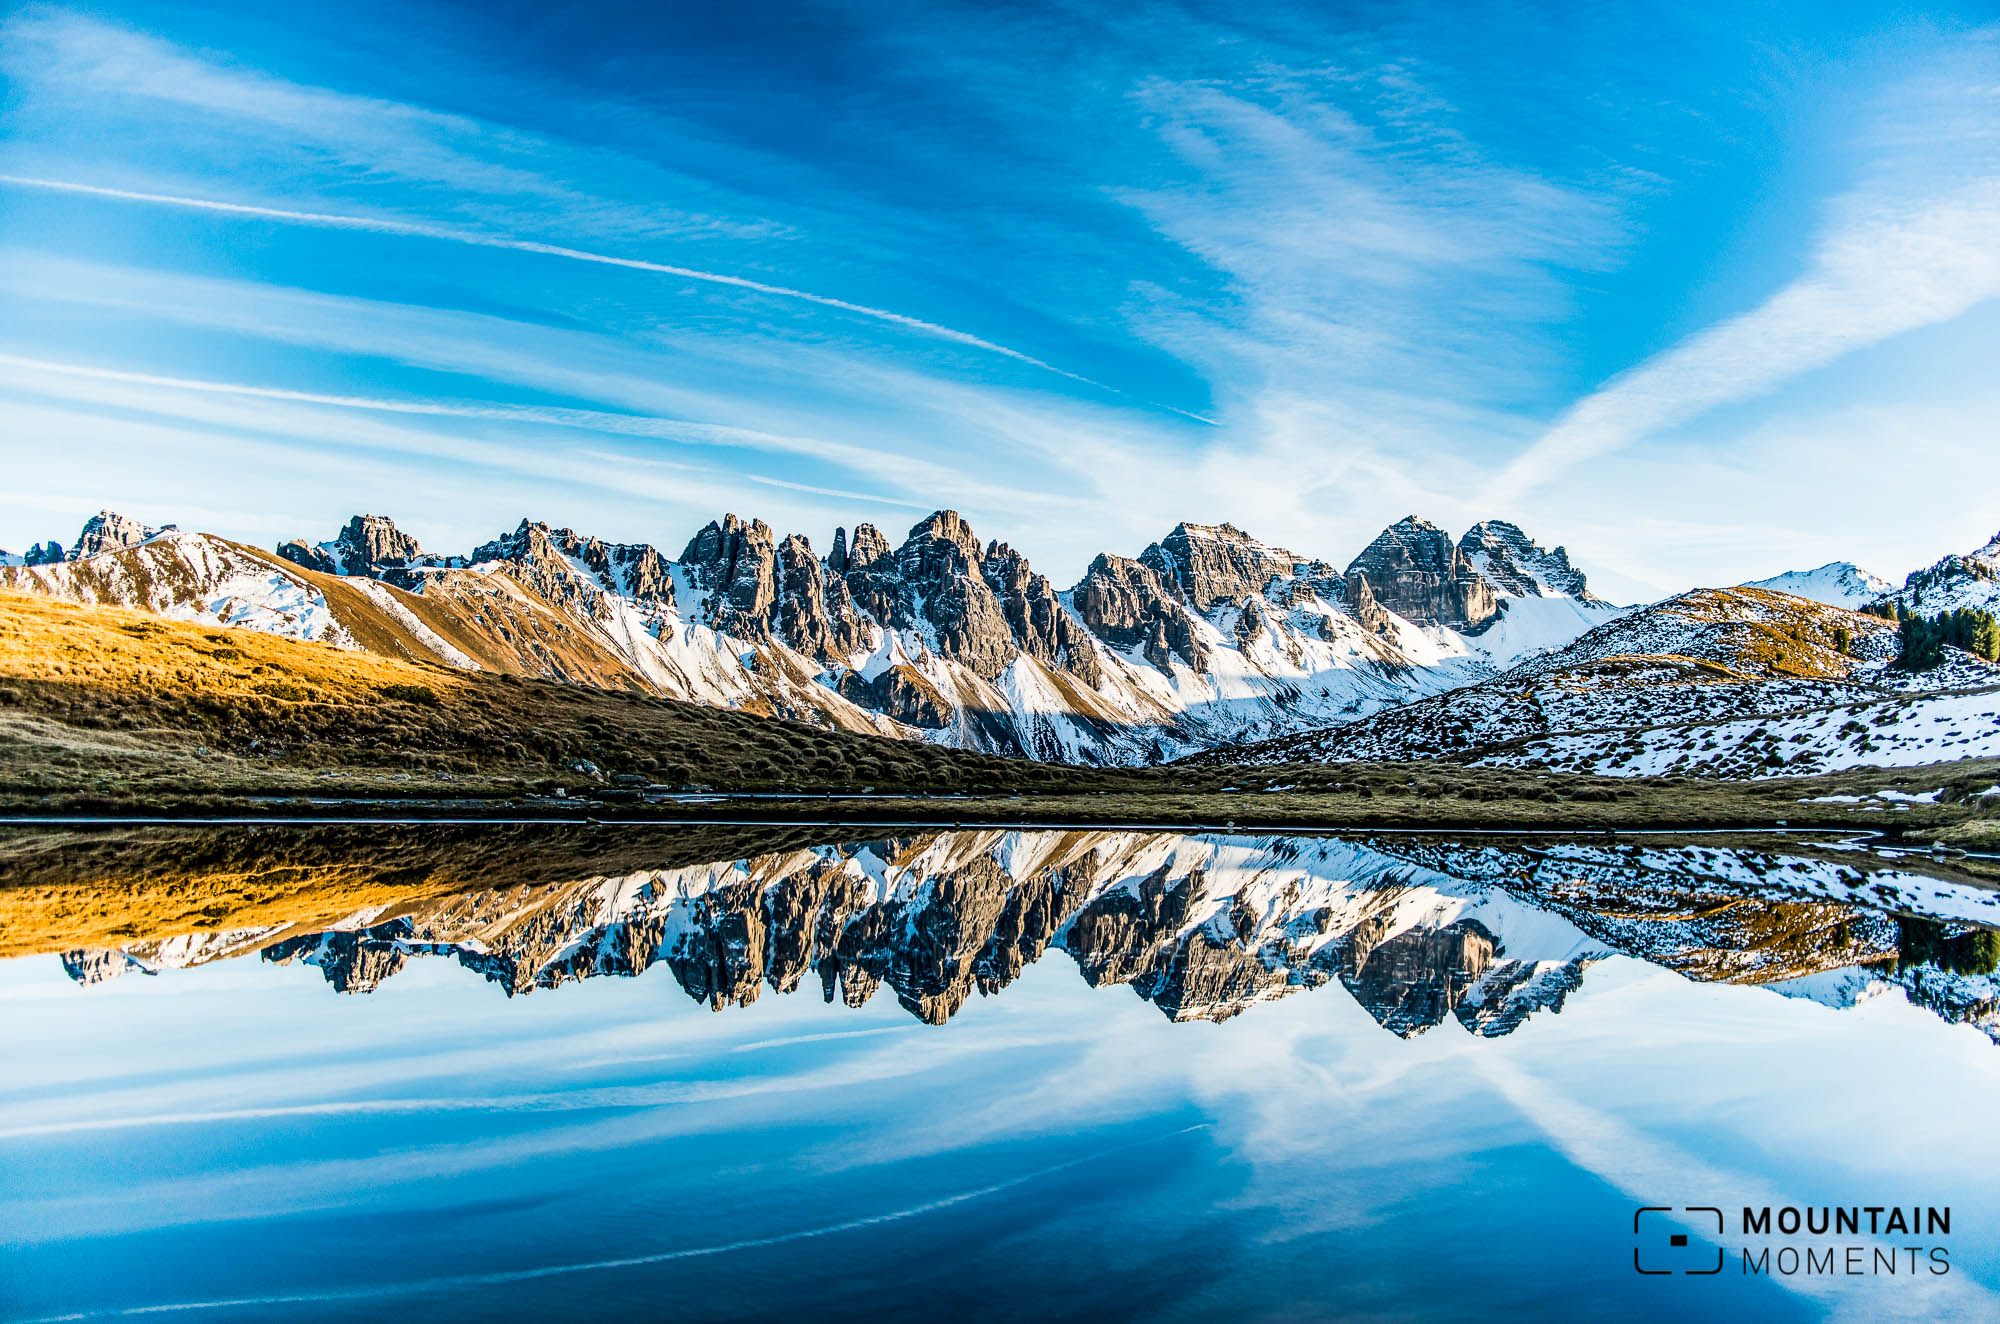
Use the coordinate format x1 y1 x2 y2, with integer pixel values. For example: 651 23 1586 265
5 506 1622 763
1743 561 1895 608
1 529 363 649
1205 586 1929 767
1892 528 2000 616
54 829 2000 1040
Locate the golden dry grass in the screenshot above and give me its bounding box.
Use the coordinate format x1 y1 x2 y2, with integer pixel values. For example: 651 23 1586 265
0 589 1098 799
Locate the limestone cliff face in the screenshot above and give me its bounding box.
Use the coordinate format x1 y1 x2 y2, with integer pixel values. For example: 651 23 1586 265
892 511 1017 680
1139 522 1298 612
1458 519 1597 600
680 514 777 628
774 534 872 665
832 511 1098 686
1071 523 1361 676
477 520 676 618
1070 553 1211 673
71 510 167 560
1328 914 1499 1038
981 541 1101 686
1345 516 1498 630
679 517 871 665
16 509 171 567
837 663 953 728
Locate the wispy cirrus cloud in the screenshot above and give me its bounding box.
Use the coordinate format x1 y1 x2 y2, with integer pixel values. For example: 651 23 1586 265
1094 65 1626 547
0 175 1087 380
1487 42 2000 506
0 7 753 239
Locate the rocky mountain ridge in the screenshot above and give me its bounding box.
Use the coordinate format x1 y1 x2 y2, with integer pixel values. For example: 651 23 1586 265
3 506 1619 764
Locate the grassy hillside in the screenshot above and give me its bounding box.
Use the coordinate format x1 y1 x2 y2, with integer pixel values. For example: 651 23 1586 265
0 589 1100 802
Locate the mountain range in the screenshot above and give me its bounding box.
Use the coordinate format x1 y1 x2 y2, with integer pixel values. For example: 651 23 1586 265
0 506 1616 764
5 506 1998 770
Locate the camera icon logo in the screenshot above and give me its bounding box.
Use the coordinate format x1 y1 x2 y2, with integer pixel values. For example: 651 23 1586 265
1634 1206 1724 1275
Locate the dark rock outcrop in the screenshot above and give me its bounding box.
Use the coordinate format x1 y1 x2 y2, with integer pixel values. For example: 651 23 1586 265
681 517 873 663
837 664 953 729
1341 568 1396 634
280 514 451 587
838 511 1096 686
680 514 777 628
475 520 674 616
774 534 870 664
1345 516 1498 630
1328 914 1498 1038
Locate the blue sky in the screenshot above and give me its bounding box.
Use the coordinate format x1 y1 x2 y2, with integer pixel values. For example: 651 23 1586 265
2 0 1998 599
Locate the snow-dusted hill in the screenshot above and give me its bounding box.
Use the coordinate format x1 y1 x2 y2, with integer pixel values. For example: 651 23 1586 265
1743 561 1895 608
1480 682 2000 778
3 507 1621 764
1891 529 2000 616
1203 585 1957 768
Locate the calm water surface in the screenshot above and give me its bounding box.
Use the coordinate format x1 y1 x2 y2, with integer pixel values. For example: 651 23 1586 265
3 826 1998 1321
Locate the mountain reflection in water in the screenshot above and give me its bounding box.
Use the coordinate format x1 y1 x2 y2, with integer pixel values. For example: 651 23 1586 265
33 826 2000 1040
9 825 2000 1324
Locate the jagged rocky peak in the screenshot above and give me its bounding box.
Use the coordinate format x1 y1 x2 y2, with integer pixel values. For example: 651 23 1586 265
1071 552 1210 674
1458 518 1598 601
282 513 423 574
982 540 1102 686
678 516 868 662
775 532 871 664
680 513 777 620
889 510 1017 679
68 510 169 560
1138 521 1301 612
846 522 892 573
910 508 984 563
468 519 674 614
278 513 462 588
339 513 423 566
1345 516 1498 630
